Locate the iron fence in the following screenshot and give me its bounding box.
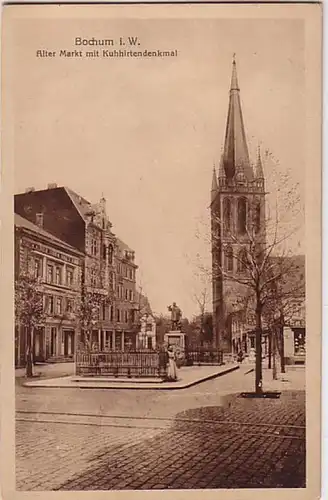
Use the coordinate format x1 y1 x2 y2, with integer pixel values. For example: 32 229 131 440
185 347 224 366
75 350 168 378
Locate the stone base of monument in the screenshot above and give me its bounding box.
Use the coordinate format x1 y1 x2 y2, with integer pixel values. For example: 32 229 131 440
164 331 186 349
164 331 186 366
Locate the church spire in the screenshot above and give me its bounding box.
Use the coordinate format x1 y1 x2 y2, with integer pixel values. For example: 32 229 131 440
211 163 218 202
255 144 264 179
222 56 253 182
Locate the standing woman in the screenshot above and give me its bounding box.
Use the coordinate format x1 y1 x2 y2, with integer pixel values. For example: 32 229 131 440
167 346 178 381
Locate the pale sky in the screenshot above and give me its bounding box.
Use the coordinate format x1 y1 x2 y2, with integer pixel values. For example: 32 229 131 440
12 17 305 319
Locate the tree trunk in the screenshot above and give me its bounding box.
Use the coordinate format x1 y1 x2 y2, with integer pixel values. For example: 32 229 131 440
255 304 263 394
272 328 277 380
26 326 34 378
268 330 272 369
280 325 286 373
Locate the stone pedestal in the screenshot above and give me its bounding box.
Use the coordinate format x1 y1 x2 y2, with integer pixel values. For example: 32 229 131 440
164 331 186 349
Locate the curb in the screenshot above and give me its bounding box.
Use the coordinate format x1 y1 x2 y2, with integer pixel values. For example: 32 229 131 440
23 365 240 390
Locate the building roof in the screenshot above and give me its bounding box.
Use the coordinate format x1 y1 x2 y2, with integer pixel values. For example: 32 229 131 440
15 213 84 255
222 57 254 182
116 237 134 254
64 187 94 220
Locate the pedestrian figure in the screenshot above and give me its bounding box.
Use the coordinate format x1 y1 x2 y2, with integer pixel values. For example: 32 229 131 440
167 346 178 381
237 350 244 363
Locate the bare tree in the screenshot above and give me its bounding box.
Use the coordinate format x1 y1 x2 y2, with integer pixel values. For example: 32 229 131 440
193 287 209 343
15 272 46 377
195 154 304 394
77 290 110 349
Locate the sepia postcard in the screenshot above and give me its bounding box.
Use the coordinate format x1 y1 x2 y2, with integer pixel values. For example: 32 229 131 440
0 3 322 500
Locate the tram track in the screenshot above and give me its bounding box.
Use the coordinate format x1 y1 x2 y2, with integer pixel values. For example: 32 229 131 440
16 409 305 440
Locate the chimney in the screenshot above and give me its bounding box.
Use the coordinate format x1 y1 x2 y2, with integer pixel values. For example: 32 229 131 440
35 213 44 228
47 183 58 189
25 187 35 193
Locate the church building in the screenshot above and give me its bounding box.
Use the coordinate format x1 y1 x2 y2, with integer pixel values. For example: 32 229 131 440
210 56 266 353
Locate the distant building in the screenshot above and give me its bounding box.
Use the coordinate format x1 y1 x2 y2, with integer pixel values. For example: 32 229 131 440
15 185 139 353
15 213 83 366
135 291 156 350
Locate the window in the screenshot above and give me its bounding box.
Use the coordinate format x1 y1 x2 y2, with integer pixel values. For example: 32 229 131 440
90 269 97 287
91 239 98 256
48 296 54 314
47 264 54 283
66 299 73 313
102 301 107 321
116 308 120 322
223 198 232 231
129 289 133 301
108 245 113 264
33 258 42 278
55 267 61 285
102 244 107 260
237 248 247 273
109 305 113 322
125 289 128 301
66 268 74 287
56 297 62 315
124 310 128 323
254 201 261 234
225 245 233 272
237 198 247 235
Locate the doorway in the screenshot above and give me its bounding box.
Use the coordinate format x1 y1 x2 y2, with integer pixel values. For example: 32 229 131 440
63 330 75 356
50 327 57 356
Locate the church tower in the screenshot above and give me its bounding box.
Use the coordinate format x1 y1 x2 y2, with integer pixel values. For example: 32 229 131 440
211 56 266 352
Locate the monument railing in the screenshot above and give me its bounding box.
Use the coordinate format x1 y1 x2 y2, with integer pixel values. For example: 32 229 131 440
185 347 224 366
75 350 168 378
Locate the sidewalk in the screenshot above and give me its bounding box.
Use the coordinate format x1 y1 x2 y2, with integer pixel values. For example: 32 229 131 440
22 363 240 390
16 362 75 384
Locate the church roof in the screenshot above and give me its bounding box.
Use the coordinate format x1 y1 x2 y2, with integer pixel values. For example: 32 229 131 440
222 56 253 182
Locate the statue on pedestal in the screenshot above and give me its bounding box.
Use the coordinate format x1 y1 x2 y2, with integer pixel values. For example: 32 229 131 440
168 302 182 331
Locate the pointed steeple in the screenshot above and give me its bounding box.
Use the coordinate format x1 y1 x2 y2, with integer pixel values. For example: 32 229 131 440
211 163 218 202
230 53 239 91
255 144 264 179
222 56 253 182
218 153 225 179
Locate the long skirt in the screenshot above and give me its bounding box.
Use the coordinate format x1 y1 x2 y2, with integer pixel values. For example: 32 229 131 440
167 358 177 380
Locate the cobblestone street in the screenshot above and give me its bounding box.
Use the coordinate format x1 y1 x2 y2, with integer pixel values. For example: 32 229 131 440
16 366 306 490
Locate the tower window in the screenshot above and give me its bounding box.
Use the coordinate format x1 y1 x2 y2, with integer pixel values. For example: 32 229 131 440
237 248 247 273
237 198 247 235
223 198 232 232
225 245 233 272
254 201 261 234
108 244 113 265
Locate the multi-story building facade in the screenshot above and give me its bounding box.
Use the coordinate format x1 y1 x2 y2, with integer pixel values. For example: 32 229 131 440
15 185 139 353
15 213 83 366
